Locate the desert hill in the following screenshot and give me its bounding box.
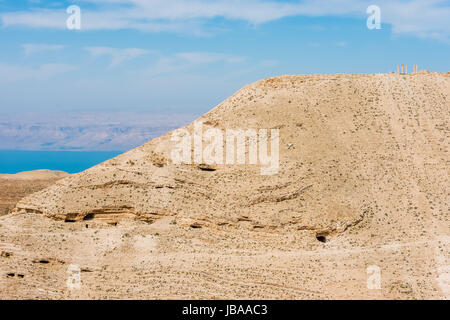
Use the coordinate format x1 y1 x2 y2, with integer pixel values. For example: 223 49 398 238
0 170 68 217
1 72 449 299
13 73 449 234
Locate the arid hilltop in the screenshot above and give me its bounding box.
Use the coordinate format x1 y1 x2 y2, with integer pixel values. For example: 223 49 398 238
0 170 68 216
1 72 449 299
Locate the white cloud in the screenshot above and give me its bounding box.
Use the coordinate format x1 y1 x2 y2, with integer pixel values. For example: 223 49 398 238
135 51 246 77
381 0 450 42
1 0 449 41
176 52 245 64
0 63 76 84
85 46 151 67
1 9 67 29
22 43 66 56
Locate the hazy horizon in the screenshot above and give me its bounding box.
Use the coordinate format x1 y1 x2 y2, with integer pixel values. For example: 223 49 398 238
0 110 199 151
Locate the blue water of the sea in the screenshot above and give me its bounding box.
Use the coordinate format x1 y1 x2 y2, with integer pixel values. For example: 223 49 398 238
0 150 122 174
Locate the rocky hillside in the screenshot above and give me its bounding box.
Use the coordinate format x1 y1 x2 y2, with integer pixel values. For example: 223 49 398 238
3 72 448 299
14 73 449 235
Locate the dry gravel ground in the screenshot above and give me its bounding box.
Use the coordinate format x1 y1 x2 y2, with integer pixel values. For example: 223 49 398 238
0 72 449 299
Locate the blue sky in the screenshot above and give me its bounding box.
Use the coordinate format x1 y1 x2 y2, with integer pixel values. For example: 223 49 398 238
0 0 449 114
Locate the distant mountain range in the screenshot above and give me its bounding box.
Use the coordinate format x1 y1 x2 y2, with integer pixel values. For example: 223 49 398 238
0 111 198 151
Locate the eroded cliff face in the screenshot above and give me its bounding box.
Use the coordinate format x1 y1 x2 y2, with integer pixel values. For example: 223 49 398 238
14 73 449 236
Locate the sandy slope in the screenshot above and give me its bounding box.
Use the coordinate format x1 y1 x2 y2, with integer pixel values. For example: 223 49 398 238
0 170 68 181
1 73 449 299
